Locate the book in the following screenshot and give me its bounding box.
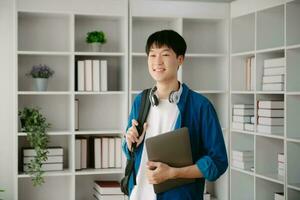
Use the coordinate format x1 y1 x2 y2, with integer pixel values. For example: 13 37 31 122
108 137 115 168
250 116 255 124
100 60 108 91
262 83 284 91
24 163 63 172
233 116 251 123
87 136 95 168
75 139 81 170
94 181 123 195
85 60 93 91
263 75 284 84
92 60 100 91
264 67 285 76
278 153 284 163
232 160 253 169
23 155 63 164
115 137 122 168
93 193 124 200
203 193 211 200
278 168 285 176
102 138 109 168
244 123 254 131
232 155 254 162
232 122 244 130
232 150 254 157
258 117 284 126
23 147 63 157
278 162 285 170
250 56 255 90
81 138 87 169
94 138 102 169
77 60 85 91
233 108 254 116
274 192 284 200
258 101 284 109
257 125 284 134
245 57 251 90
258 109 284 117
264 57 285 68
75 99 79 131
233 104 254 109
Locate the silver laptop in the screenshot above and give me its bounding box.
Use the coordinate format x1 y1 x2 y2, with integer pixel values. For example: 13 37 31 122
145 127 195 194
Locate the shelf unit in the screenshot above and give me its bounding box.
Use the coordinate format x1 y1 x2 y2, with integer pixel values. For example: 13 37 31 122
230 0 300 199
15 0 128 200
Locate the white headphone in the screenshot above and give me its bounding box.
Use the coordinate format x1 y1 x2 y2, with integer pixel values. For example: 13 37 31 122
149 82 183 106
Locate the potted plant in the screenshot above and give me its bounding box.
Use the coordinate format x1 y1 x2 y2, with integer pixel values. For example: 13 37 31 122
18 107 51 186
86 30 107 52
27 64 55 91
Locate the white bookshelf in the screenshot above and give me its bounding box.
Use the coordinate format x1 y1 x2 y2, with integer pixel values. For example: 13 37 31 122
230 0 300 199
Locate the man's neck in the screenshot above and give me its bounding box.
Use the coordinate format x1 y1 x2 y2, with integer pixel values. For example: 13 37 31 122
156 79 179 99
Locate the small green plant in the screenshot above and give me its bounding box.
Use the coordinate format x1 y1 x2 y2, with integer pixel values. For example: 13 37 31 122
86 31 107 44
19 107 51 186
26 64 55 79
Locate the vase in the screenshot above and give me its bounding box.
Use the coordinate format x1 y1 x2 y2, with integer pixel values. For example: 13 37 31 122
90 43 102 52
34 78 48 91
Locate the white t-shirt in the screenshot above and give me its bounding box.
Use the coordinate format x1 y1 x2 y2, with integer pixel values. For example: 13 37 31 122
130 99 180 200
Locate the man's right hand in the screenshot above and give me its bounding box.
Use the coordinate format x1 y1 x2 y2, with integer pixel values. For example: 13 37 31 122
124 119 148 151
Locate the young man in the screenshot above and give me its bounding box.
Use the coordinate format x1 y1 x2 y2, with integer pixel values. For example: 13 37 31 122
122 30 228 200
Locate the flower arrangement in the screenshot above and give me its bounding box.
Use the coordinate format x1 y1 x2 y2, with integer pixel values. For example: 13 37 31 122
27 64 55 79
86 31 107 44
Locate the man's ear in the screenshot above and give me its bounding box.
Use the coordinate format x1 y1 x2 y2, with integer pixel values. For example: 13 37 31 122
178 55 184 65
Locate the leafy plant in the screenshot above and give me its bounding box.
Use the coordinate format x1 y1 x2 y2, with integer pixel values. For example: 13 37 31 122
18 107 51 186
86 31 107 44
27 64 55 79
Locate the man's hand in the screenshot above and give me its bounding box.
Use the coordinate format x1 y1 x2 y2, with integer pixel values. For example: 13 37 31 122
146 161 175 184
124 119 147 151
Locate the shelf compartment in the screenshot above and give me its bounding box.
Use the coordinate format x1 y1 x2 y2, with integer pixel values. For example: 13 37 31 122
255 177 284 200
18 54 71 91
256 50 285 92
256 5 284 50
182 57 228 91
75 15 125 53
256 135 284 181
287 48 300 92
18 12 70 52
286 1 300 46
287 141 300 188
231 54 255 91
287 95 300 140
231 13 255 53
288 187 300 200
231 170 254 200
18 135 72 174
18 95 72 132
132 17 181 53
75 174 123 200
75 94 126 131
75 55 126 91
131 56 155 91
182 18 228 54
18 176 72 200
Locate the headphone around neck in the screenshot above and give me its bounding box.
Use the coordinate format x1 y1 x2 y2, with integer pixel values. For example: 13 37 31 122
149 82 183 107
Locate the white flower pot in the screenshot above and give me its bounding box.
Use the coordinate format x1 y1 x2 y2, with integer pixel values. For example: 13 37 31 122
34 78 48 91
90 43 102 52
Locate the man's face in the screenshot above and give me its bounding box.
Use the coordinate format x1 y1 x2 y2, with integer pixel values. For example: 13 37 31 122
147 45 184 83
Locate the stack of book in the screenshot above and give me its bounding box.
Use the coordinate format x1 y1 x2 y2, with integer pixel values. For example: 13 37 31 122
232 104 254 131
274 192 284 200
257 100 284 135
277 153 285 177
23 147 63 172
76 59 108 92
93 181 124 200
76 137 122 170
231 150 254 170
245 56 255 91
262 57 285 91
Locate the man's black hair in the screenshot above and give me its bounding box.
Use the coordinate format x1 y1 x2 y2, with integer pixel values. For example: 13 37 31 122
145 30 187 58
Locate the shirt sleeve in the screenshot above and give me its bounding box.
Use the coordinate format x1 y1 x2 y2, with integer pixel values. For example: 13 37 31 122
121 94 142 160
195 102 228 181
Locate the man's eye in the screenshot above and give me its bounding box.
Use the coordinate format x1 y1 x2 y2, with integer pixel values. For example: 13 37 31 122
162 54 169 56
150 54 156 57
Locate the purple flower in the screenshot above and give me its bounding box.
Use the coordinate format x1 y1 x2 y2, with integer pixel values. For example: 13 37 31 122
27 64 55 78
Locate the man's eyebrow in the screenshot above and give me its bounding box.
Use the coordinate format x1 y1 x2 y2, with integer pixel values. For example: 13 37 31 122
149 48 171 52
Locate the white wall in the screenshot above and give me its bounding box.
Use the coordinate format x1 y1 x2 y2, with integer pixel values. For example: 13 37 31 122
0 0 15 199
